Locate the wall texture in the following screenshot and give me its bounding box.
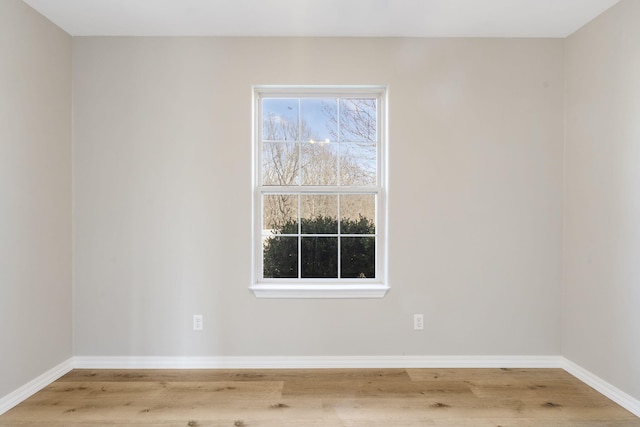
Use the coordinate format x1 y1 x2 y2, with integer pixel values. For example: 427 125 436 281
564 0 640 402
73 37 564 358
0 0 72 399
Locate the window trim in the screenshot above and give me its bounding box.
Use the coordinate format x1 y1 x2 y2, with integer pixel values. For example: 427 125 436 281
251 85 389 299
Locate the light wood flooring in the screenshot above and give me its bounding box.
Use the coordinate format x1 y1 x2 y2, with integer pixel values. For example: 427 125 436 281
1 368 639 426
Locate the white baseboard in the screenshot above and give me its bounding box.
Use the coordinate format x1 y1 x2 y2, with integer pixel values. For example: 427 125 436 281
0 358 74 416
562 357 640 418
73 355 562 370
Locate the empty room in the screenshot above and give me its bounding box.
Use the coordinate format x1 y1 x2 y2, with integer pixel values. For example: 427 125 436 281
1 0 639 425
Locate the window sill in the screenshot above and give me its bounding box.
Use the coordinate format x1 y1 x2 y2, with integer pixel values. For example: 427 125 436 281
249 284 390 299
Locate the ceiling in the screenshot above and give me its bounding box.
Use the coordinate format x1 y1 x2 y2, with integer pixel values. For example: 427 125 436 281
22 0 619 38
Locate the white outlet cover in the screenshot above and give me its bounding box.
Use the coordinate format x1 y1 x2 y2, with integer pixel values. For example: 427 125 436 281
414 314 424 330
193 315 203 331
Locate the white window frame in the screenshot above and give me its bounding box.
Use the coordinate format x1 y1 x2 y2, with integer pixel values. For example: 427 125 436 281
251 85 389 298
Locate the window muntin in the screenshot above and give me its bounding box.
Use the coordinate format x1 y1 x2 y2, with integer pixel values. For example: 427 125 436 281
253 87 387 298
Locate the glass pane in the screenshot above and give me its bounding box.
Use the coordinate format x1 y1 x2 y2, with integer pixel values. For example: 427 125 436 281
301 195 338 234
339 98 377 143
263 236 298 278
262 142 299 186
263 194 298 233
301 142 338 185
341 237 375 278
340 194 375 234
340 143 376 186
301 237 338 278
300 98 336 142
262 98 299 141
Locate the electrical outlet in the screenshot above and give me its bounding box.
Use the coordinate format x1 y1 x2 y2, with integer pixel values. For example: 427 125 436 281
413 314 424 330
193 314 203 331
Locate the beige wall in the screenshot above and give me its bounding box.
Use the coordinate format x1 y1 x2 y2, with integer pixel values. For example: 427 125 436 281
564 0 640 401
6 0 640 408
4 0 640 410
0 0 72 399
73 37 564 357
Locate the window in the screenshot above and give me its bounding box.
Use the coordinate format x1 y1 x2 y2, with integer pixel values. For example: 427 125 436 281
252 86 388 298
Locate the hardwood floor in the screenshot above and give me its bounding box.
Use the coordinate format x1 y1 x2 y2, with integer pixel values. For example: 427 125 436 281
1 368 638 426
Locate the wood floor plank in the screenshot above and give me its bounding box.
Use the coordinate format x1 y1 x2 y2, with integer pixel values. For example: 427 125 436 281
406 368 575 383
1 368 638 426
